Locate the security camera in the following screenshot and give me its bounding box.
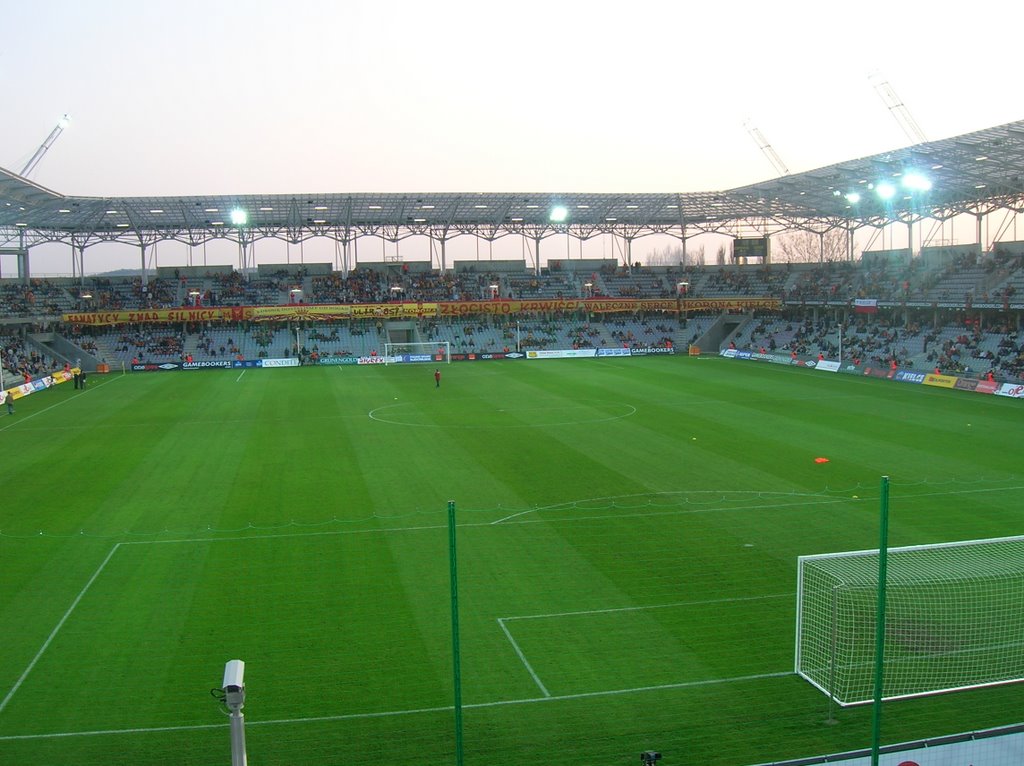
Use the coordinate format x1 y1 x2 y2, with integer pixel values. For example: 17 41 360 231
223 659 245 691
222 660 245 709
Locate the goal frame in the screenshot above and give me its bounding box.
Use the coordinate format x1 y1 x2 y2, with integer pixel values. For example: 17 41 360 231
795 534 1024 706
383 341 451 365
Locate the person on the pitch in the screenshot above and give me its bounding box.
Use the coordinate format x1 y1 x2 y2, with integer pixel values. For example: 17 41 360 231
434 368 441 388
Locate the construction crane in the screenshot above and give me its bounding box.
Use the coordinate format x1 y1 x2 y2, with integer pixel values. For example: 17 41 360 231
20 114 71 178
743 119 790 177
868 72 927 145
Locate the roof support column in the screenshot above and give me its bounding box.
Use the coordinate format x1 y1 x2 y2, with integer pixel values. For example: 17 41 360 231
907 220 913 258
0 241 28 282
74 245 86 287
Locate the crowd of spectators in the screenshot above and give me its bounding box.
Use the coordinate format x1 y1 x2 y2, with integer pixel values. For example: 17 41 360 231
114 330 184 359
1 333 58 379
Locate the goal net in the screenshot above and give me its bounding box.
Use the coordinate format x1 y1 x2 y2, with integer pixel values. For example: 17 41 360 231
384 341 450 365
795 535 1024 706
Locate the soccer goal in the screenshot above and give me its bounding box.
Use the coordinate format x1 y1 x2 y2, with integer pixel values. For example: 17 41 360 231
795 535 1024 706
384 341 450 365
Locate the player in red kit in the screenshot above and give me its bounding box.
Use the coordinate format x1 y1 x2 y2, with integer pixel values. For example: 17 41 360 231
434 368 441 388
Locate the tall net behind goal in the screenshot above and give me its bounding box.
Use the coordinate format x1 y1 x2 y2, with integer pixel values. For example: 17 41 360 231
384 341 450 365
795 535 1024 706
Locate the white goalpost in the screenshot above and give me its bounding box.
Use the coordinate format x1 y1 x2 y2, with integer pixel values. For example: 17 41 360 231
383 341 451 365
795 535 1024 706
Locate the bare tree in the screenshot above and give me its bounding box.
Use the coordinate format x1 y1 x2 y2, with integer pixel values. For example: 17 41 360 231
645 243 705 267
716 244 727 265
773 229 852 263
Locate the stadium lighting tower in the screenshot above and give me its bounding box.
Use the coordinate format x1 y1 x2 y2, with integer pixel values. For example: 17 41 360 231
743 119 790 177
20 114 72 178
869 71 928 145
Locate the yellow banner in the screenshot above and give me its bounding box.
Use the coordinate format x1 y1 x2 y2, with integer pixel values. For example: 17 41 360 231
438 298 718 315
63 307 254 325
64 297 780 325
684 298 781 311
923 373 958 388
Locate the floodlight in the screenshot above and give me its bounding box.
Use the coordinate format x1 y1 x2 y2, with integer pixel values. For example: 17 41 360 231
549 205 568 223
875 182 896 200
230 209 248 226
901 172 932 192
844 192 861 204
58 114 72 129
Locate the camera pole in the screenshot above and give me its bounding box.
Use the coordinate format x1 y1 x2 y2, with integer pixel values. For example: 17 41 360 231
447 500 465 766
228 702 247 766
223 660 248 766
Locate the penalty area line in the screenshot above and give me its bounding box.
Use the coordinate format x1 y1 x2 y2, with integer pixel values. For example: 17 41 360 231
496 618 551 697
0 670 793 742
0 544 122 715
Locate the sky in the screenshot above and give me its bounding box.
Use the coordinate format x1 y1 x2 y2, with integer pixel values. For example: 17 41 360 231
2 0 1022 274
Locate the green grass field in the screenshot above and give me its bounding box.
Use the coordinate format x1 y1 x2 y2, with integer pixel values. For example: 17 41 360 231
1 357 1022 765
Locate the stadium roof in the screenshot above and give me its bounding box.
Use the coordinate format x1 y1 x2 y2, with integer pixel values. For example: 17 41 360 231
2 119 1023 251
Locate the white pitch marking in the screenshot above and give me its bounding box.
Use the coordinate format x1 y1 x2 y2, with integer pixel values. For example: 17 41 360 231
501 592 795 622
0 544 122 714
496 618 551 697
0 671 793 742
0 374 123 433
491 496 848 525
235 370 246 382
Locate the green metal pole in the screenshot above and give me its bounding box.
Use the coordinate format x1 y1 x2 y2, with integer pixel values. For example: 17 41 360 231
447 500 465 766
870 476 890 766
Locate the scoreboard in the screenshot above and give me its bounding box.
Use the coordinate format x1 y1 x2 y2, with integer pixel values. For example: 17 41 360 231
732 237 769 260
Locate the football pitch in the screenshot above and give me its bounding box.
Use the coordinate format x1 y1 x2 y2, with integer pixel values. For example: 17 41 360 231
1 356 1022 765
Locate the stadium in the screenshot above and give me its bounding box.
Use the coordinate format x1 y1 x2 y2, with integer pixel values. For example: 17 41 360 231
3 20 1024 763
